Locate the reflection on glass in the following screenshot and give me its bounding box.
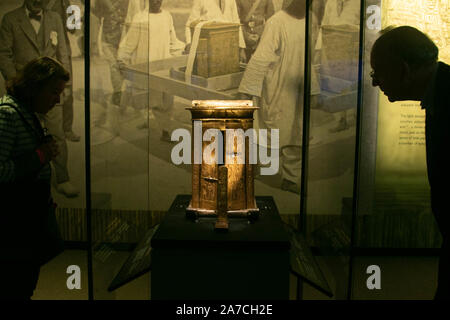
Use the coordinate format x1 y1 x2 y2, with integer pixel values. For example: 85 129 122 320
0 0 87 299
369 0 449 250
305 0 361 299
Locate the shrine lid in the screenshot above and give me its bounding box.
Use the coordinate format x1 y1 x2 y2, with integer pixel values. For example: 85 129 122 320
190 100 256 109
188 100 258 119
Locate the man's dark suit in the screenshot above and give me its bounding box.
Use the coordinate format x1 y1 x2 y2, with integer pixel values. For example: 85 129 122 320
46 0 76 135
425 61 450 299
0 5 70 79
0 5 72 185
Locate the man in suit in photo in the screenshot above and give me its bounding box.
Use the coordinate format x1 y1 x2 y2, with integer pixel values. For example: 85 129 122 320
371 26 450 299
0 0 79 197
46 0 80 142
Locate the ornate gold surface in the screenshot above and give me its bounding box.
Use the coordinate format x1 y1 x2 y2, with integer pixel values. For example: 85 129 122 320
187 100 260 230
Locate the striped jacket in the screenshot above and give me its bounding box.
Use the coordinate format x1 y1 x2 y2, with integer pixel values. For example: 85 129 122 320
0 94 51 184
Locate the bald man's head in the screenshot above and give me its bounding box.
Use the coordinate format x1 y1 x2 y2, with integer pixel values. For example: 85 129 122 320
372 26 438 69
370 26 438 102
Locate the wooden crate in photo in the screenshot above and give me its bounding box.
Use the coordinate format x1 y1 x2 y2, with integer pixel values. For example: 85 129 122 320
321 25 359 83
190 21 241 78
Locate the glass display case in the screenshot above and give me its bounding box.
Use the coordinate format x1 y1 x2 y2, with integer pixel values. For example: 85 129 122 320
1 0 448 300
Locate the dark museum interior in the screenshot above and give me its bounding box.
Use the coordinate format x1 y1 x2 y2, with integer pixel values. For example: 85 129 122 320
0 0 449 300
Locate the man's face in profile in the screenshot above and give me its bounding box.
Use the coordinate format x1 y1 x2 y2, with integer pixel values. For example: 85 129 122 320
370 48 407 102
25 0 44 14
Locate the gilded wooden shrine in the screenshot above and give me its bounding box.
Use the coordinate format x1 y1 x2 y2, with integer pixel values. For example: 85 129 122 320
186 100 260 231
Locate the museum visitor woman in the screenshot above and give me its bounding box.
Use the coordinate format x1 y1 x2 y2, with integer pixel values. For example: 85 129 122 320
0 57 68 300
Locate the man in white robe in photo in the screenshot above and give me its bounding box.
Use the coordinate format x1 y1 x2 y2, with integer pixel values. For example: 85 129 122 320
122 0 148 36
238 0 308 193
185 0 247 62
118 0 184 137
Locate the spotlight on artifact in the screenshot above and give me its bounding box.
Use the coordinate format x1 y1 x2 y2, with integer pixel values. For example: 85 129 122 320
186 100 259 231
